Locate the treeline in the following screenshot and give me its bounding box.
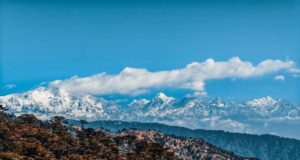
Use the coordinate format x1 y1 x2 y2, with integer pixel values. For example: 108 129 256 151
0 105 180 160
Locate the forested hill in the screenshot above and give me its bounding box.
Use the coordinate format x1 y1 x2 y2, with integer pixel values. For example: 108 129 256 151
0 105 179 160
116 129 258 160
73 120 300 160
0 105 255 160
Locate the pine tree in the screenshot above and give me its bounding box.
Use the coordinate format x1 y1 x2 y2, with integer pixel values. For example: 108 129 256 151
79 119 88 129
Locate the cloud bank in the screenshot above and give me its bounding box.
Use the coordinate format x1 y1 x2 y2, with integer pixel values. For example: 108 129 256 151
49 57 299 96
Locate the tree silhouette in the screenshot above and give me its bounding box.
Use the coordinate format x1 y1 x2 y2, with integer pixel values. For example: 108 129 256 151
0 105 9 122
17 114 40 125
79 119 88 129
51 116 69 125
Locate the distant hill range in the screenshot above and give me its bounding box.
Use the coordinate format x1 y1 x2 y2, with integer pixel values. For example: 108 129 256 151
115 129 258 160
69 120 300 160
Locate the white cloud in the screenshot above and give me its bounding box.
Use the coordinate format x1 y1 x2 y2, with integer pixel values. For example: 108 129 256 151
274 75 285 81
40 82 48 85
201 117 248 132
185 91 208 98
289 68 300 73
5 84 16 89
48 57 299 96
293 74 300 78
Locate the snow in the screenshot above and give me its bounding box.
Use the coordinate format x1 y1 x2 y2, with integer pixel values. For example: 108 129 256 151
0 88 299 135
129 99 149 107
154 92 175 103
246 96 277 107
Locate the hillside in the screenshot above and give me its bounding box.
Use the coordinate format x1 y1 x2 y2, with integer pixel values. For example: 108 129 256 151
0 105 255 160
72 120 300 160
0 107 180 160
116 129 258 160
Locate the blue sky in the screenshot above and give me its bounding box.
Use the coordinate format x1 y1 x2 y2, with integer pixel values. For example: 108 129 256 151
1 0 300 103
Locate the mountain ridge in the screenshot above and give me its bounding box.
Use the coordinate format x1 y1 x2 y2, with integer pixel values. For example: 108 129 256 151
1 87 299 139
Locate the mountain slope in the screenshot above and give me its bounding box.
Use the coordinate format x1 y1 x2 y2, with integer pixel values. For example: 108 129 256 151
0 111 180 160
0 110 258 160
116 129 258 160
70 120 300 160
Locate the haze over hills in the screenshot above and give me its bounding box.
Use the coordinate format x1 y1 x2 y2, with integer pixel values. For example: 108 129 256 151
73 120 300 160
1 87 299 139
116 129 259 160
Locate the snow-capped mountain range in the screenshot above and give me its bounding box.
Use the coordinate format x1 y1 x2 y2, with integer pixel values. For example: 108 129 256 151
1 87 300 139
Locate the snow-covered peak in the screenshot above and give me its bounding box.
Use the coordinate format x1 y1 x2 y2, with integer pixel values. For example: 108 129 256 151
1 87 55 106
208 97 227 107
246 96 277 107
155 92 167 99
0 87 119 120
129 99 150 108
